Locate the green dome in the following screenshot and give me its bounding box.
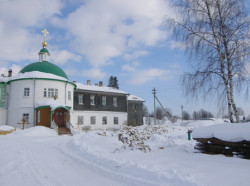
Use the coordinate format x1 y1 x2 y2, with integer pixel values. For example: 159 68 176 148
39 48 49 53
20 61 68 80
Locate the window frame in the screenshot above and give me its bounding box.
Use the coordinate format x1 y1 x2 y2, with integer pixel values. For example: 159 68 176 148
102 116 107 125
102 96 107 106
90 116 96 124
77 116 84 125
68 91 71 100
78 94 84 105
23 113 29 123
90 95 95 106
113 97 117 107
24 88 30 97
114 117 118 125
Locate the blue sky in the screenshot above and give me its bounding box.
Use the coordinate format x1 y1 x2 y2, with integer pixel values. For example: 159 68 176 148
0 0 249 117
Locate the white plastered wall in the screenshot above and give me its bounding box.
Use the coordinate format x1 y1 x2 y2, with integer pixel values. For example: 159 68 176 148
7 79 74 128
0 108 6 125
71 111 127 130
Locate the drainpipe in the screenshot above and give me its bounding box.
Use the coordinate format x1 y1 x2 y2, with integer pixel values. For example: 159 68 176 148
65 81 68 104
5 82 8 125
33 78 36 127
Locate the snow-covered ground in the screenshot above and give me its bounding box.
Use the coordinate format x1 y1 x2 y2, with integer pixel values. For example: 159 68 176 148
1 119 250 186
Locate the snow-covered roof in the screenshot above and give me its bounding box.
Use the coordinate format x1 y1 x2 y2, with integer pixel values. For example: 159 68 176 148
35 100 71 111
0 71 68 83
76 82 129 95
192 123 250 142
128 95 144 102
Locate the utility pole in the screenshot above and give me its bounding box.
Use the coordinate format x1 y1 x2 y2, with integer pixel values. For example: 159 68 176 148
181 105 184 122
152 88 156 125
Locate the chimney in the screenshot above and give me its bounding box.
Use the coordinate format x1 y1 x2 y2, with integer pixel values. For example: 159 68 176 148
87 80 91 85
95 83 98 86
8 69 12 77
73 81 76 83
99 81 103 87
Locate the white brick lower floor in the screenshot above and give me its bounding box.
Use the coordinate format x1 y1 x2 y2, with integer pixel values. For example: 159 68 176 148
71 111 127 130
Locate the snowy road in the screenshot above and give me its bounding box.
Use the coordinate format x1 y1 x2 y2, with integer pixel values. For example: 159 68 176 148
0 134 188 186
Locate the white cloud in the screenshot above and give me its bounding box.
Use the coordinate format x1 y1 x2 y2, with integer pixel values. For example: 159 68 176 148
129 68 172 85
53 0 173 67
0 0 63 63
50 50 82 65
0 64 22 76
122 61 140 72
124 50 149 61
82 68 106 79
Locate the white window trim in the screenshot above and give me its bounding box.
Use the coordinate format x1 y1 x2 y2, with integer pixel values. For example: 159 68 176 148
113 97 117 107
24 88 30 97
78 94 84 105
90 116 96 124
90 95 95 106
102 96 107 106
78 116 84 125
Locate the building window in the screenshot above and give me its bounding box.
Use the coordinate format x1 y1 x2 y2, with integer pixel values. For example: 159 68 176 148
47 88 58 98
114 117 118 125
90 95 95 105
68 91 71 100
102 96 107 106
113 97 117 107
23 113 29 122
24 88 30 97
102 116 107 124
44 88 47 97
132 104 136 110
78 116 84 125
90 116 96 124
78 94 83 105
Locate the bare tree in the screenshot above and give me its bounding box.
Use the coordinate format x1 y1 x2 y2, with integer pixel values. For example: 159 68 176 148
142 104 149 117
168 0 250 123
156 107 164 120
183 111 190 120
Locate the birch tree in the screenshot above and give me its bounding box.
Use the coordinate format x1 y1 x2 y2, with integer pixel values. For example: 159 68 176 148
168 0 250 122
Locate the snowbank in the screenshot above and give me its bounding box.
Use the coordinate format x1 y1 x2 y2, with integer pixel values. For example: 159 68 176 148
193 123 250 142
0 125 15 131
10 126 57 136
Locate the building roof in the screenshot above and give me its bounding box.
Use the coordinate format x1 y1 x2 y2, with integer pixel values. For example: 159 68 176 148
128 95 144 102
39 48 50 54
76 82 129 95
20 61 68 80
0 71 68 83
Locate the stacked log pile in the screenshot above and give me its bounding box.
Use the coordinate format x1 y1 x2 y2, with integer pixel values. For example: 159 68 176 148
194 137 250 159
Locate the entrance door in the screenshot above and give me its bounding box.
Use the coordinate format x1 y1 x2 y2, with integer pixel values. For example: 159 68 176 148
54 108 67 128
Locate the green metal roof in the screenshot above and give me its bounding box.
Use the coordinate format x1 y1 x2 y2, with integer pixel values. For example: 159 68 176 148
39 48 50 54
20 61 68 80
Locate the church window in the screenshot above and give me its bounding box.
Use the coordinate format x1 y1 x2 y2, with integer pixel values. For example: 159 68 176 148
102 116 107 124
78 116 83 125
102 96 106 106
78 94 83 105
24 88 30 97
47 88 58 98
43 88 47 97
68 91 71 100
23 113 29 122
90 116 96 124
113 97 117 107
114 117 118 124
90 95 95 105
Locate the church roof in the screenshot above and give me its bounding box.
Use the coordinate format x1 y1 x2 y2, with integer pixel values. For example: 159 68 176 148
20 61 68 80
39 48 49 54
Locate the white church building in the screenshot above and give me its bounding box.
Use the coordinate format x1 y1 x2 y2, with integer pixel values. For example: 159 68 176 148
0 30 144 134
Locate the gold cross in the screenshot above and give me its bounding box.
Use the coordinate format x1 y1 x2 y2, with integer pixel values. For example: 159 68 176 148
42 29 49 47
